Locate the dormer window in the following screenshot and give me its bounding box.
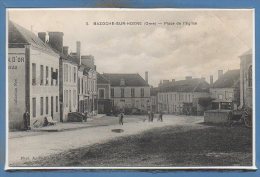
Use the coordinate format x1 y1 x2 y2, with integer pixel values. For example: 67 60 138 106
120 78 125 86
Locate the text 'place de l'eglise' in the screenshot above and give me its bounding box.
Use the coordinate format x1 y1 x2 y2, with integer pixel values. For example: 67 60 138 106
8 20 253 130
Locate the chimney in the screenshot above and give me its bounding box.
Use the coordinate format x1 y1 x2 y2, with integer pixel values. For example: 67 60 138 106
218 70 223 79
185 76 192 80
210 75 213 86
48 32 64 53
63 46 69 56
76 41 81 64
38 32 46 43
163 80 169 84
145 71 148 84
81 55 95 69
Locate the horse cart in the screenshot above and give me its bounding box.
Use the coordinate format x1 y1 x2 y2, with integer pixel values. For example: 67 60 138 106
228 107 252 128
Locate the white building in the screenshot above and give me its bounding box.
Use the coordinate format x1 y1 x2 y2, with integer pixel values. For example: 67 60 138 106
102 73 151 113
8 21 60 129
157 77 210 115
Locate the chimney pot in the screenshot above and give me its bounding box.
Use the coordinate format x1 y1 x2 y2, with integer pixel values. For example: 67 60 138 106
48 32 64 53
145 71 148 84
63 46 69 56
210 75 213 86
38 32 46 43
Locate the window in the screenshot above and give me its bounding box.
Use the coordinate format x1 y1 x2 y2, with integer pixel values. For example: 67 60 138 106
99 89 105 99
56 69 58 85
121 88 124 98
141 88 144 97
51 67 53 85
74 67 76 83
69 66 71 82
32 63 36 85
32 98 36 117
40 97 43 115
46 66 49 85
218 94 223 100
81 78 83 94
65 64 68 82
46 97 48 114
69 90 71 110
73 90 76 106
131 88 135 97
248 65 252 87
56 96 58 112
111 88 114 97
40 65 44 85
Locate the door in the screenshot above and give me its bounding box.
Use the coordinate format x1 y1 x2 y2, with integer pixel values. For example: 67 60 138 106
51 96 53 118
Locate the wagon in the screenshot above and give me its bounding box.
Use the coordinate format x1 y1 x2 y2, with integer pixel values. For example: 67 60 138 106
227 107 252 128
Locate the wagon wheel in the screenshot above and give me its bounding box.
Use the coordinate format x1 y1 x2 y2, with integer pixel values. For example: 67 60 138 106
242 107 252 128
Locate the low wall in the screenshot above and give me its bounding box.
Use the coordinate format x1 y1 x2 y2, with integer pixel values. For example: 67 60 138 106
204 110 231 124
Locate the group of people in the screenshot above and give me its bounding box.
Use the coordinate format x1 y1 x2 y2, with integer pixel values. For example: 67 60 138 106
147 111 163 122
118 111 164 125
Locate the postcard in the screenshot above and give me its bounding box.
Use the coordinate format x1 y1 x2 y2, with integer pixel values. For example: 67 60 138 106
6 8 255 170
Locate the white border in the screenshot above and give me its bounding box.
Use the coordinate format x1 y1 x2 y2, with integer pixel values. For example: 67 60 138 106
5 8 257 171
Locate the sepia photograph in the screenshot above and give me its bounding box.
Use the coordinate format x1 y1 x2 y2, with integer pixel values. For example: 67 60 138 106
6 8 254 169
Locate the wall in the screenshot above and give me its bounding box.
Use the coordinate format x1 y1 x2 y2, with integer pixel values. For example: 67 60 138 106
210 88 235 103
111 86 151 111
204 110 231 123
29 46 60 127
240 54 252 108
97 84 110 99
157 91 209 114
8 48 26 130
62 61 78 121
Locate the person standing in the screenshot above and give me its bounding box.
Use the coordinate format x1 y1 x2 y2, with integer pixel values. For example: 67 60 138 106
119 112 124 125
151 112 154 122
23 110 30 130
158 112 163 122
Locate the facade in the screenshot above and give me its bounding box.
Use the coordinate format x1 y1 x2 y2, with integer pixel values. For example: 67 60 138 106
157 77 210 115
210 70 240 110
150 87 159 113
40 32 79 122
97 72 112 114
240 49 252 109
71 42 98 115
8 21 60 129
102 73 151 113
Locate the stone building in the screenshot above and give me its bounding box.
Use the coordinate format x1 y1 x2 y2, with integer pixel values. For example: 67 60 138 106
8 21 60 129
150 87 159 113
157 77 210 115
210 69 240 110
39 32 79 122
97 72 112 114
240 49 252 109
102 73 151 113
71 42 98 115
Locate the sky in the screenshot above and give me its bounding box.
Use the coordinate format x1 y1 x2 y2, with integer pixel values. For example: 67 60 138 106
8 9 253 86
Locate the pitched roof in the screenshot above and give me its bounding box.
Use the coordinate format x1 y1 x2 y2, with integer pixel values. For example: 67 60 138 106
102 73 149 87
8 21 57 56
213 69 240 88
97 73 110 84
160 78 210 93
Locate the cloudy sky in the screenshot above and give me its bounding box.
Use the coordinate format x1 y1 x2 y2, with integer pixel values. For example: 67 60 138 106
9 9 253 86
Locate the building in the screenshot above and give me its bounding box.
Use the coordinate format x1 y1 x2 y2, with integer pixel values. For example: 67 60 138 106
8 21 60 129
71 42 98 115
97 72 112 114
210 69 240 110
240 49 252 109
157 77 210 115
39 32 79 122
150 87 159 113
102 73 151 113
